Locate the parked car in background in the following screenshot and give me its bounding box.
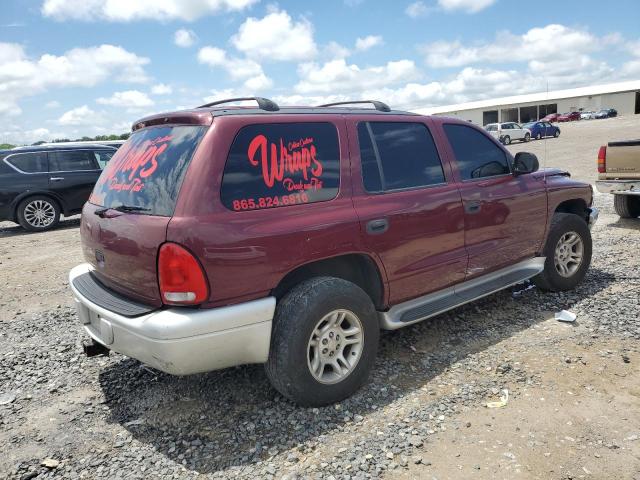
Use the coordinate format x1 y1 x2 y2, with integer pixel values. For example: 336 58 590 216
558 112 581 122
595 139 640 218
522 121 561 140
541 113 560 122
485 122 531 144
580 111 596 120
69 97 597 406
595 108 618 119
0 143 117 231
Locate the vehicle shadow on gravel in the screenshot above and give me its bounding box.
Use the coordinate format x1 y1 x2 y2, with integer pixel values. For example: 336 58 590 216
605 218 640 231
0 217 80 238
98 267 615 475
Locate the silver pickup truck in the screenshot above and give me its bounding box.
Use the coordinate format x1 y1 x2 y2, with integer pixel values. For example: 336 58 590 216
596 140 640 218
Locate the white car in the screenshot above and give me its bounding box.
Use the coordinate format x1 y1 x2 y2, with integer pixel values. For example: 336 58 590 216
484 122 531 145
580 111 596 120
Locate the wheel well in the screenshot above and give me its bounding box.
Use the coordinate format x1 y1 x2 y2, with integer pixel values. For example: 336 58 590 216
272 254 385 310
13 193 62 221
554 198 588 221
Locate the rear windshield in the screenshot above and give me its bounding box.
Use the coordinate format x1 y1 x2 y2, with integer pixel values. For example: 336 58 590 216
89 126 206 216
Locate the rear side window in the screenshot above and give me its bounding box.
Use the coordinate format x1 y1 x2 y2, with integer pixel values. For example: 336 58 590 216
94 150 115 169
357 122 445 192
221 122 340 211
443 124 510 180
5 152 48 173
90 126 206 216
49 150 99 171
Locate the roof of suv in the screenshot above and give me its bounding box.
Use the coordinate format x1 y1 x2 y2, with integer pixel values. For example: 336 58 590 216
2 143 117 155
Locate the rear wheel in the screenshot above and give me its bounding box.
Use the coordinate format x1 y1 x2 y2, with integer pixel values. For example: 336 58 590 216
265 277 379 406
502 135 511 145
533 213 592 292
613 194 640 218
16 196 60 232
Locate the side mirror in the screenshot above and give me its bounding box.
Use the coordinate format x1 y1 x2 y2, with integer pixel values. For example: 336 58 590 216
513 152 539 175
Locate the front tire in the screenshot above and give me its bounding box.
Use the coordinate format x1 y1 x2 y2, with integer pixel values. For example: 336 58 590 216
533 213 592 292
554 130 560 138
265 277 379 406
16 196 61 232
614 194 640 218
523 133 531 142
535 132 542 140
502 135 511 145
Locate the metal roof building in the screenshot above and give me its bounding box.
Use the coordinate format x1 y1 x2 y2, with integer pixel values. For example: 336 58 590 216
416 80 640 126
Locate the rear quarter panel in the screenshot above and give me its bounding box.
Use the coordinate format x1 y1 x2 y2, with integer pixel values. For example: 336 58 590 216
170 114 380 308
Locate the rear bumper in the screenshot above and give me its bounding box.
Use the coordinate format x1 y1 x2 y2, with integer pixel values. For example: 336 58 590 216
595 180 640 195
69 264 275 375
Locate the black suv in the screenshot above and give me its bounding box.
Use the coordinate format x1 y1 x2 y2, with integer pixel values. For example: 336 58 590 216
0 144 117 231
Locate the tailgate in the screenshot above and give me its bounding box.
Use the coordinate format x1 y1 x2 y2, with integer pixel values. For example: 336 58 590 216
606 140 640 178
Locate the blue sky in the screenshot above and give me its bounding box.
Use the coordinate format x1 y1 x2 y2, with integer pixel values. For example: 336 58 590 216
1 0 639 144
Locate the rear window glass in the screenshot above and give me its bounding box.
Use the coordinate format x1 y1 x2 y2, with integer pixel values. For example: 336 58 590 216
49 150 99 171
94 150 115 169
221 122 340 211
6 152 48 173
90 126 206 216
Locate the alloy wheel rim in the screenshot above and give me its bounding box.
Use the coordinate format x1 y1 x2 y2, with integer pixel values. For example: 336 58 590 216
307 309 364 384
23 200 55 228
554 231 583 277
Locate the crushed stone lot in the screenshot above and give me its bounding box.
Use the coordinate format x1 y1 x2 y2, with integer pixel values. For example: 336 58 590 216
1 116 640 479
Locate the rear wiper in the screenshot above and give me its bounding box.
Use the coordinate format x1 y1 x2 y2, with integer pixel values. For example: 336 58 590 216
95 205 151 217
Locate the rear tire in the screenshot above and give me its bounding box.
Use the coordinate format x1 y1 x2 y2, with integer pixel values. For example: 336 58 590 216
502 135 511 145
614 194 640 218
16 196 61 232
265 277 379 406
533 213 592 292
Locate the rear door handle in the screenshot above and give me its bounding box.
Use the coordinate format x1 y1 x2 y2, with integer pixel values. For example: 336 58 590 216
50 177 65 182
366 218 389 235
464 201 481 214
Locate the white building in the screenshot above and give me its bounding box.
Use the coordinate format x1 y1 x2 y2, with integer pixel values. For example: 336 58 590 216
417 80 640 126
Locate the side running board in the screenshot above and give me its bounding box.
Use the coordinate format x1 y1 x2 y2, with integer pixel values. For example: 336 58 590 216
379 257 545 330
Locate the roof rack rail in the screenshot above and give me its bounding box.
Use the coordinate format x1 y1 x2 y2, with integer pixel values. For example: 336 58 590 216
196 96 280 111
317 100 391 112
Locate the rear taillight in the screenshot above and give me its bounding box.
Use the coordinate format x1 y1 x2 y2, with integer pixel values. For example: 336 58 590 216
597 146 607 173
158 243 209 305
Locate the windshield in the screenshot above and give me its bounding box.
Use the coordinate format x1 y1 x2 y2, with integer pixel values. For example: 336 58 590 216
89 125 206 216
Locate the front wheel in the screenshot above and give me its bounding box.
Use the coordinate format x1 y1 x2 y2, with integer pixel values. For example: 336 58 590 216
533 213 592 292
502 135 511 145
554 130 560 138
16 196 61 232
523 133 531 142
614 194 640 218
535 132 542 140
265 277 379 406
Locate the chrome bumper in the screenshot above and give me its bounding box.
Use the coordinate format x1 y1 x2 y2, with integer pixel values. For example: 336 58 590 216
595 180 640 195
588 207 599 230
69 264 275 375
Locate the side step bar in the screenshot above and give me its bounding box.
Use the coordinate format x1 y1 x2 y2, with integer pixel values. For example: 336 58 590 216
379 257 545 330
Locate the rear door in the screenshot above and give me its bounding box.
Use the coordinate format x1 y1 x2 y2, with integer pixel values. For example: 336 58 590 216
2 151 50 203
82 125 207 305
348 117 467 305
48 149 104 212
437 122 547 278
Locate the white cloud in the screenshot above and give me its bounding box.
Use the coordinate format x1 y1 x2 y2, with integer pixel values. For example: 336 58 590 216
232 10 317 61
58 105 96 126
437 0 496 13
174 28 197 48
405 1 430 18
42 0 259 22
197 46 272 90
355 35 383 51
324 41 351 59
0 42 150 116
45 100 60 108
151 83 173 95
97 90 155 109
421 24 600 68
1 127 59 145
294 58 419 94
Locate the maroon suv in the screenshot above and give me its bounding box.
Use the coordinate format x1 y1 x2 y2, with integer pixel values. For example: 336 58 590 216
69 97 598 406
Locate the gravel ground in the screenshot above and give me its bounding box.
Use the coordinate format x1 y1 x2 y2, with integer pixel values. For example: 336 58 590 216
1 116 640 479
